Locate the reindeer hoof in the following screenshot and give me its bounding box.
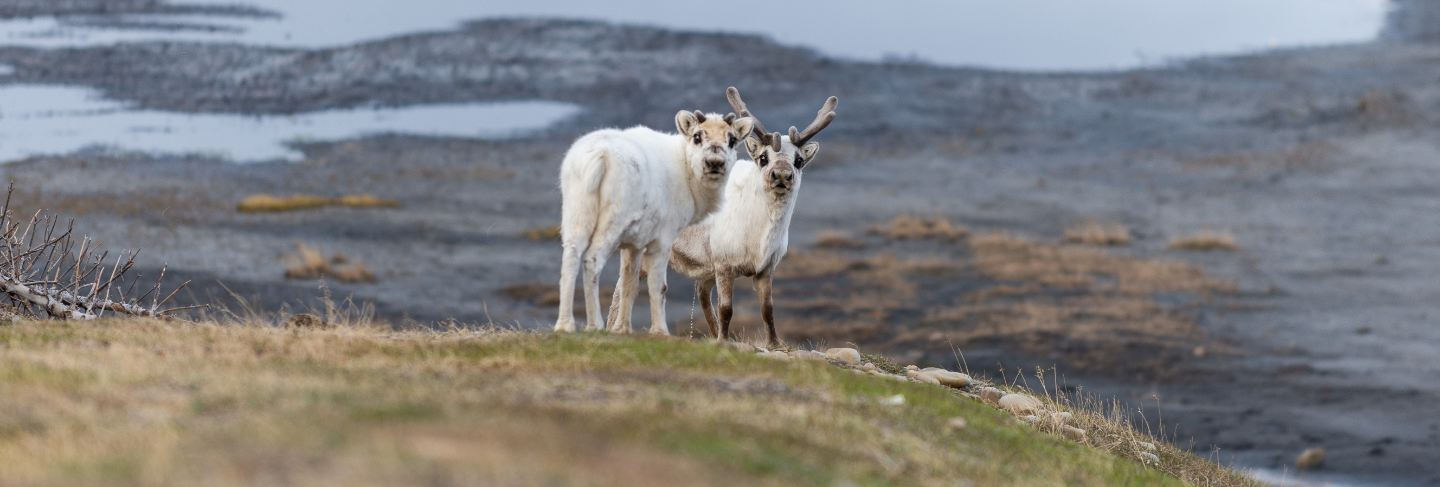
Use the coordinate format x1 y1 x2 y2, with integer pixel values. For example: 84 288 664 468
554 320 576 333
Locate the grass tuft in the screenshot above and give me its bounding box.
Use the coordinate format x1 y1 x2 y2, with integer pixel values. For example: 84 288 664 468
237 194 400 213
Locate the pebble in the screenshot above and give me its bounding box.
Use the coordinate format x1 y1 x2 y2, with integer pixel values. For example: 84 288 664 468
824 347 862 365
908 369 942 385
860 362 879 372
1296 447 1325 470
757 350 790 360
946 417 968 431
920 367 972 387
998 393 1044 415
1137 441 1157 452
1061 426 1087 442
879 394 906 406
979 387 1004 405
1137 451 1160 465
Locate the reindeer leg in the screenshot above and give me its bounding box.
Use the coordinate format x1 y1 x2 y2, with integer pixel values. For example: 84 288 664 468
754 273 779 347
606 247 640 333
696 277 718 339
642 241 672 335
716 272 735 342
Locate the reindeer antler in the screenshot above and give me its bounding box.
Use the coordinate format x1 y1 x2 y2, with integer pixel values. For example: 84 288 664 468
789 96 838 146
726 87 771 139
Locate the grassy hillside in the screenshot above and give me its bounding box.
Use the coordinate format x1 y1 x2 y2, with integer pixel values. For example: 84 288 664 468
0 320 1255 486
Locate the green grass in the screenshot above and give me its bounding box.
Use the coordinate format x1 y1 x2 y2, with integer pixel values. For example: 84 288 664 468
0 320 1246 486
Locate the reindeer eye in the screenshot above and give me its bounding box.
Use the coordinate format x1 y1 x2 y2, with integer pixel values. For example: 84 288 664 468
758 154 769 167
794 156 804 167
728 135 737 147
692 134 702 145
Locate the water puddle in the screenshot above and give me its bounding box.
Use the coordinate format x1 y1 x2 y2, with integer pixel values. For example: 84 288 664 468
0 85 580 163
0 0 1393 70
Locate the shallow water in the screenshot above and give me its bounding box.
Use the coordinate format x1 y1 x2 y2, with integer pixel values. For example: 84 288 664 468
0 0 1391 70
0 85 580 162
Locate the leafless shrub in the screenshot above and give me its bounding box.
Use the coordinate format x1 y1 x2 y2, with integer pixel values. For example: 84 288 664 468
0 182 196 320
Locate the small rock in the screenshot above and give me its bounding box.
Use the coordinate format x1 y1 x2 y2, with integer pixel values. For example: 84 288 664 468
860 362 879 372
920 367 973 387
946 417 968 431
879 394 906 406
904 364 919 372
1137 451 1160 465
824 347 862 365
979 387 1004 405
1137 441 1157 452
1192 346 1207 358
789 350 827 361
1018 415 1040 424
1061 426 1087 442
908 370 942 385
758 350 790 360
1051 412 1073 425
998 393 1044 415
725 341 756 353
1296 447 1326 470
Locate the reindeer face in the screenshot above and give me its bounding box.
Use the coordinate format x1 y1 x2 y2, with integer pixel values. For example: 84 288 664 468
744 135 821 198
675 111 755 183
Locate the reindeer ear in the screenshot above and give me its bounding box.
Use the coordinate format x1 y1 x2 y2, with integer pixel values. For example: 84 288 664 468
675 110 700 135
743 136 765 159
795 142 820 170
730 117 755 140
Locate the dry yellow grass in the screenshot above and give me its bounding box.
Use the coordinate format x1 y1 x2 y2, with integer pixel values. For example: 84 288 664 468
283 243 377 283
870 215 968 240
813 230 865 249
0 319 1253 487
1063 221 1132 246
1169 232 1238 252
972 233 1231 294
237 194 400 213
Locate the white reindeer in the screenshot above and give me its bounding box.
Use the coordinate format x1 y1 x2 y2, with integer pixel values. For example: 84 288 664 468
666 87 837 346
555 109 755 333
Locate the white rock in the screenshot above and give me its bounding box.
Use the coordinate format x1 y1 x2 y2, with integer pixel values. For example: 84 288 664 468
979 387 1004 405
920 367 972 387
1061 426 1087 442
1137 441 1157 452
904 364 919 372
1137 451 1160 465
860 363 879 372
1019 415 1040 424
1051 412 1073 424
998 393 1044 415
824 347 863 365
946 417 968 430
908 370 942 385
879 394 906 406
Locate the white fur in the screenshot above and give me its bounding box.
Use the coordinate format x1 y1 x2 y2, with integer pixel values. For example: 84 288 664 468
554 112 752 334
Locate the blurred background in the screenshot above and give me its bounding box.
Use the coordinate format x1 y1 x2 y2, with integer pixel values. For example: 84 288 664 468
0 1 1436 485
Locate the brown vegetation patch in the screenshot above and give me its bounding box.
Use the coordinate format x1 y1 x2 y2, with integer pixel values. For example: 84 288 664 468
283 243 377 283
1177 141 1337 173
870 215 968 240
523 225 562 241
238 193 401 213
812 230 864 249
1063 221 1132 246
1169 232 1238 252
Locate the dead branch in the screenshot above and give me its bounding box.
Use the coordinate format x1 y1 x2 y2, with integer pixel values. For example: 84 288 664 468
0 181 197 321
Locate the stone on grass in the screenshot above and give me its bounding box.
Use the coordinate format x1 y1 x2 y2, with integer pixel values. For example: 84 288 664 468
998 393 1044 415
946 417 968 430
979 387 1004 405
1061 426 1087 442
1296 448 1325 470
920 367 972 388
1137 441 1157 452
1050 412 1073 424
908 369 942 385
860 362 879 372
1137 451 1160 465
1018 415 1040 424
904 364 919 372
824 347 862 365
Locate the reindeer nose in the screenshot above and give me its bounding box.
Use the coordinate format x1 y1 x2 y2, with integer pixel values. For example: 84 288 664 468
772 168 794 184
705 159 726 171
